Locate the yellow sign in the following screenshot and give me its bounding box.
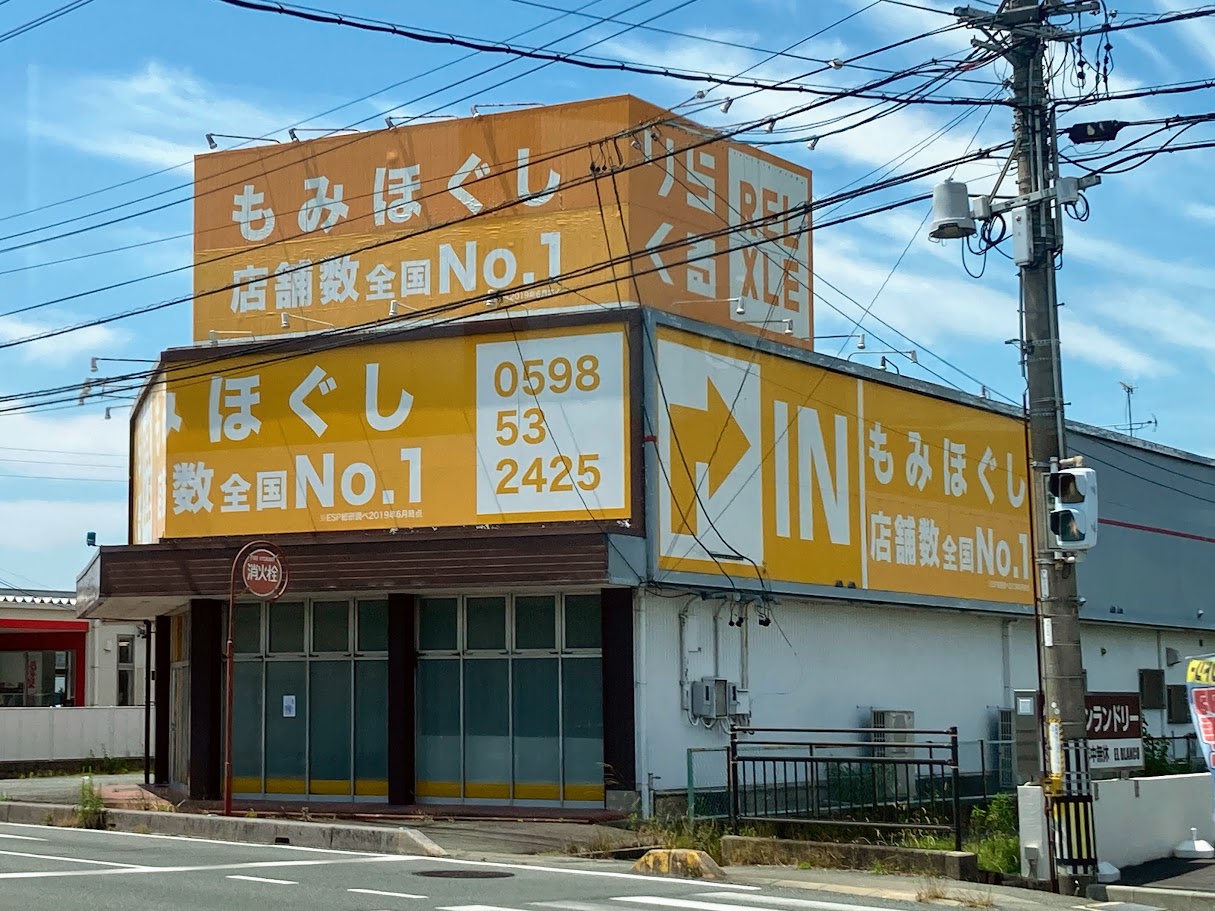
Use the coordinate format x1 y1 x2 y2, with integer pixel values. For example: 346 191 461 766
192 95 813 349
131 378 168 545
654 326 1032 605
1188 658 1215 684
137 325 630 538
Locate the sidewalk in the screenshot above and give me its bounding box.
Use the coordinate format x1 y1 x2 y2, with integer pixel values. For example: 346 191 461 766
1116 855 1215 892
728 866 1081 911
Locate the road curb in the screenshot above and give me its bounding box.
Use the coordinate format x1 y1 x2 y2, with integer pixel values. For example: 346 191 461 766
0 801 445 857
632 848 726 879
1087 883 1215 911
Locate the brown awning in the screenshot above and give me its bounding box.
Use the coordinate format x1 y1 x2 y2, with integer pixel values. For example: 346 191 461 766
76 526 637 620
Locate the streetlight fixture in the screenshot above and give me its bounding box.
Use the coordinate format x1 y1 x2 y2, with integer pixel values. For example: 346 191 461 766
205 133 281 150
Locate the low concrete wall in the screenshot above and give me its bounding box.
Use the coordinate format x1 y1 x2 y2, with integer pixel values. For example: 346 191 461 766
1019 774 1215 876
0 707 148 762
720 835 979 881
0 801 444 856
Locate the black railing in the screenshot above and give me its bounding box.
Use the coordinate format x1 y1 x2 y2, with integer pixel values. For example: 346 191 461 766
728 726 963 851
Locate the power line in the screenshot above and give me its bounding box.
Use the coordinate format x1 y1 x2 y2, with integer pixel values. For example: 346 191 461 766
0 445 124 458
211 0 992 103
0 0 95 45
0 62 1003 342
0 186 953 417
0 0 616 228
0 0 687 250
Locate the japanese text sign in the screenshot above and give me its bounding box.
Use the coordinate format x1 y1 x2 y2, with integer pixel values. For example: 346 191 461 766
192 96 813 349
1186 659 1215 801
653 325 1032 605
1085 692 1144 771
132 324 630 539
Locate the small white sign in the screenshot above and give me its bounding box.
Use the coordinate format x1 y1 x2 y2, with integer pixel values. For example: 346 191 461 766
1042 617 1054 647
1089 737 1144 770
282 695 296 718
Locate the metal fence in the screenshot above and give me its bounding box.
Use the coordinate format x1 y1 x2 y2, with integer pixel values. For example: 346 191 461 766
687 737 1017 823
1152 733 1208 773
727 726 964 850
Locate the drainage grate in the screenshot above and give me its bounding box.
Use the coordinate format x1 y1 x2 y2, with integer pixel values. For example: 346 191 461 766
413 870 515 879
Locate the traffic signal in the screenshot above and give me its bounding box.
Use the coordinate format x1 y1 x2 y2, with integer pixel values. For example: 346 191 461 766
1047 467 1098 551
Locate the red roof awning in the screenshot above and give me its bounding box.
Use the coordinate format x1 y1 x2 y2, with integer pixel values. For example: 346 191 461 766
0 617 89 632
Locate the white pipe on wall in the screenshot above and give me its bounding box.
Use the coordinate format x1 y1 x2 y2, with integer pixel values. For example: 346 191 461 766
634 593 651 817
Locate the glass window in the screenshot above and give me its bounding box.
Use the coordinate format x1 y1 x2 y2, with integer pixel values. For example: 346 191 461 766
564 594 602 650
513 658 560 800
354 660 389 795
418 597 458 651
268 602 305 654
117 637 134 666
515 596 556 650
562 657 604 802
466 596 506 651
416 659 461 798
464 659 510 799
309 661 351 795
234 604 262 655
312 601 350 653
264 661 307 794
233 661 263 792
357 600 389 652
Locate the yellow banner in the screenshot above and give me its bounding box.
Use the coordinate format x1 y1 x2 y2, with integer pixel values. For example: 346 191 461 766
654 326 1032 604
191 96 814 349
1188 658 1215 684
131 378 167 545
146 325 630 537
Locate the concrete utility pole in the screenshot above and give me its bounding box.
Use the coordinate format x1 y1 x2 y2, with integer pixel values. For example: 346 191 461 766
953 0 1100 893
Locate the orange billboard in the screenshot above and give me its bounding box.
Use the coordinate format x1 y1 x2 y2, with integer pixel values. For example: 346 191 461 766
653 326 1032 605
134 324 630 539
192 96 813 348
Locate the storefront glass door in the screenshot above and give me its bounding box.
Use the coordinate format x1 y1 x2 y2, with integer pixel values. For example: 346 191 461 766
415 592 603 808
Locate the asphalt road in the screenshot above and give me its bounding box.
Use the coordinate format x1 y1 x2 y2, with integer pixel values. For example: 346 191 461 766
0 822 937 911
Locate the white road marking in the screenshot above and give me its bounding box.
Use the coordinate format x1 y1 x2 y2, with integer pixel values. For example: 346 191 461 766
423 857 757 889
0 848 146 869
535 902 618 911
0 822 389 856
691 893 906 911
227 874 298 885
0 834 45 841
349 888 427 899
0 854 411 880
616 897 897 911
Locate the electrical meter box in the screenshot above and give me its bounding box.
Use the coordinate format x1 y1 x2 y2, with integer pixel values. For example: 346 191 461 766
692 677 728 718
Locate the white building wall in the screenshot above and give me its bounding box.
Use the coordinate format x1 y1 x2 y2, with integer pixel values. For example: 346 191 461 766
85 622 148 707
635 590 1209 805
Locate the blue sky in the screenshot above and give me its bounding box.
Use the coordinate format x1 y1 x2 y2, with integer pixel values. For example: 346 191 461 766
0 0 1212 590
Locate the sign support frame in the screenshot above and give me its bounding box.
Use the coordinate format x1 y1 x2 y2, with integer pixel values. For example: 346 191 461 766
222 540 289 817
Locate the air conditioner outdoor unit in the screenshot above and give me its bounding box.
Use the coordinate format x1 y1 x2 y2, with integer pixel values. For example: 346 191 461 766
872 709 915 758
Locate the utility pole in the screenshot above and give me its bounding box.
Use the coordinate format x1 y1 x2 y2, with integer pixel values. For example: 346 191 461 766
946 0 1102 893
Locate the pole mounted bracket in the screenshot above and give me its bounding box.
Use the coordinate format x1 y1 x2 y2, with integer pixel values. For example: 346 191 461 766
988 174 1101 218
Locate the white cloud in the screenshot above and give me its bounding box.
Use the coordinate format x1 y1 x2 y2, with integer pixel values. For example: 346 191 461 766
1085 289 1215 362
0 497 127 590
28 61 300 169
1182 202 1215 224
1154 0 1215 71
0 315 127 363
0 410 130 588
813 230 1172 378
1058 314 1173 378
1065 233 1215 290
